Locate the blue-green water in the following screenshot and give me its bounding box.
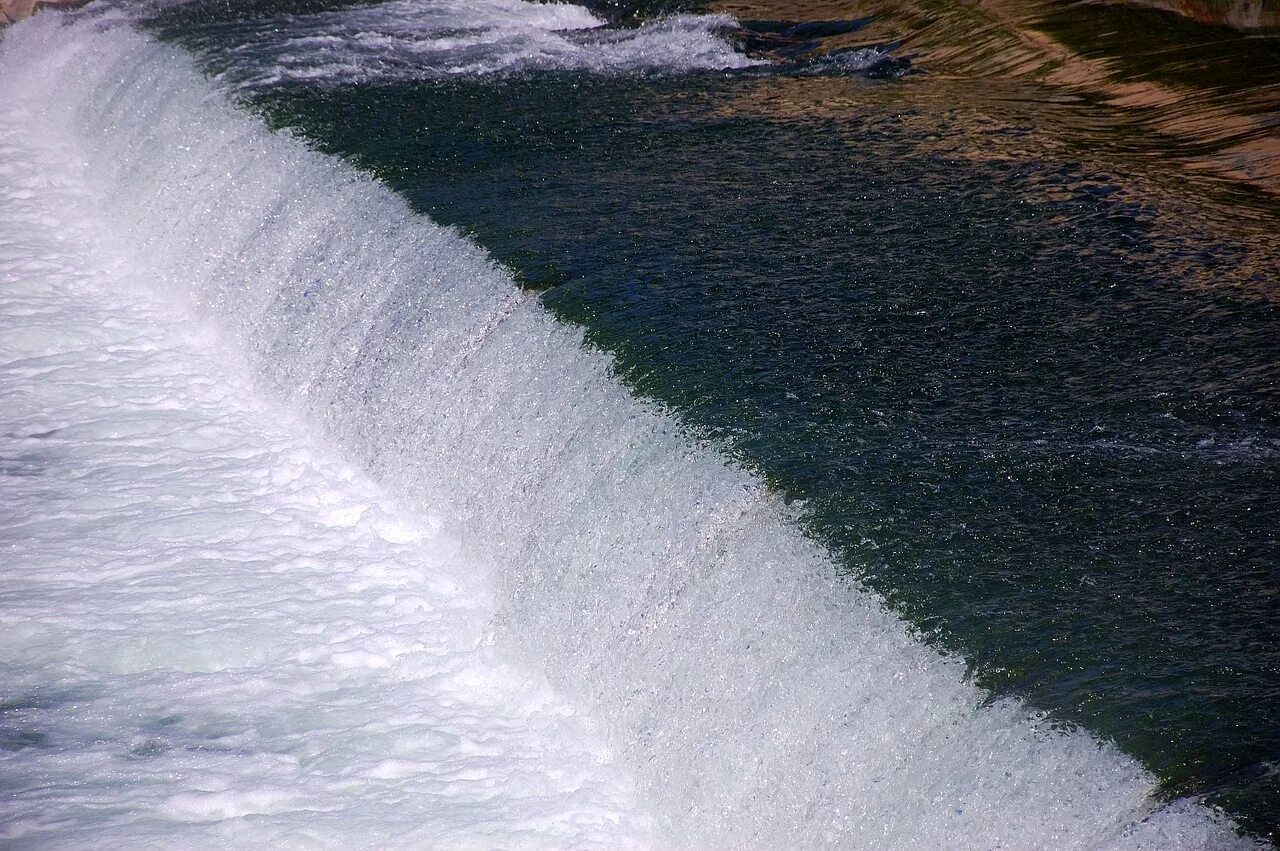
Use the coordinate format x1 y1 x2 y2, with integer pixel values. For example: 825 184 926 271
148 0 1280 839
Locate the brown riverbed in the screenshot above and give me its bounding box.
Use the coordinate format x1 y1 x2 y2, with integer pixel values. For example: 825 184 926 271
707 0 1280 199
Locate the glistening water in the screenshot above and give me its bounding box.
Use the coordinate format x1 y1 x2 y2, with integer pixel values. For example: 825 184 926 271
3 0 1278 846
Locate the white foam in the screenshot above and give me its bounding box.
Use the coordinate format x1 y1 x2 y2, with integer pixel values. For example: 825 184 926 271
0 11 1258 850
0 41 647 848
156 0 760 89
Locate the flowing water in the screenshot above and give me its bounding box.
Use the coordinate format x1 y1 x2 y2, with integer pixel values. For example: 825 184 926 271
1 0 1277 846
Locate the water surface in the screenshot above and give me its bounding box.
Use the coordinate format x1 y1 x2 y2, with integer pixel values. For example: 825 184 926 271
137 0 1280 839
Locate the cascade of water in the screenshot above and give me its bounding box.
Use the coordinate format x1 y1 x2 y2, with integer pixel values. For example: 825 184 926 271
0 13 1251 848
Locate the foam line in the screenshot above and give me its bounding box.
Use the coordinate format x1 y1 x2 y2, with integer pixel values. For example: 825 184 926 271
173 0 760 89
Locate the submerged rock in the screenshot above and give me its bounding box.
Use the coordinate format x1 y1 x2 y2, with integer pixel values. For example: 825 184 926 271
1 0 88 26
713 0 1280 195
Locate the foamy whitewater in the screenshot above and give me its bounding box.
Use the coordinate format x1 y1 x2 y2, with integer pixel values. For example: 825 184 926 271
0 7 1259 849
0 32 647 848
176 0 759 89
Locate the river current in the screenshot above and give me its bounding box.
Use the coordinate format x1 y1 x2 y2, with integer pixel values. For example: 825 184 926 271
1 0 1277 845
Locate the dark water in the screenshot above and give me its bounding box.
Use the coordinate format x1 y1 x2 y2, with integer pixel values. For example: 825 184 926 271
150 0 1280 839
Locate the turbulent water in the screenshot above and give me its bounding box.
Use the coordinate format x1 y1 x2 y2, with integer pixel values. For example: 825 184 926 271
0 0 1276 847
